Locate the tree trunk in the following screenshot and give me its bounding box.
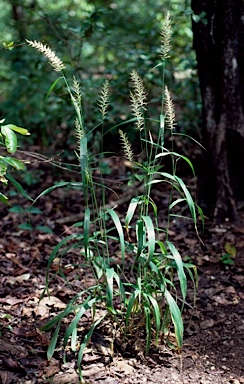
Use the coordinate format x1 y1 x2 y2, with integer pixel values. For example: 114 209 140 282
191 0 244 221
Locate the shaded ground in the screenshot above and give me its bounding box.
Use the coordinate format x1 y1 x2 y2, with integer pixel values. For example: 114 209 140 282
0 155 243 384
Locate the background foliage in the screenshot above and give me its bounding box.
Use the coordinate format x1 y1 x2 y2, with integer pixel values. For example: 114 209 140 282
0 0 201 150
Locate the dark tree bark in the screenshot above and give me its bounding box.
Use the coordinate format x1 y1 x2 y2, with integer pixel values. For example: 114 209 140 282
191 0 244 221
9 0 36 38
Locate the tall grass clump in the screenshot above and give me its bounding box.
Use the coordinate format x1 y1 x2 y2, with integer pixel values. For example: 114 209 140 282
27 12 203 379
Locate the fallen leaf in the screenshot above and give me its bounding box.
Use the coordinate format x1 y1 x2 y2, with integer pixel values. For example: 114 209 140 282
52 368 79 383
115 360 134 375
225 286 236 294
45 358 61 378
7 273 30 285
225 241 237 257
32 296 67 317
200 318 215 329
0 371 14 384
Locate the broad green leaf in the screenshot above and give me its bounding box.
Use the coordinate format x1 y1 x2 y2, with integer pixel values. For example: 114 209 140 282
164 289 184 349
0 192 9 205
166 241 187 300
9 205 42 214
18 223 33 231
3 124 30 136
0 161 7 176
36 225 54 234
3 157 26 171
1 126 17 153
3 41 15 50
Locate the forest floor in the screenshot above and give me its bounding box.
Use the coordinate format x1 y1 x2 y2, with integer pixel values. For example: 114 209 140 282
0 150 243 384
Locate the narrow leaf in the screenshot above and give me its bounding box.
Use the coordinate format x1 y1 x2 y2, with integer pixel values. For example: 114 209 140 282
144 304 151 354
83 207 90 258
125 196 140 231
77 316 105 379
45 77 63 100
6 174 34 201
106 208 125 266
125 290 140 328
141 215 155 263
33 181 73 203
164 289 184 349
167 241 187 300
106 268 114 309
47 321 61 360
63 296 95 346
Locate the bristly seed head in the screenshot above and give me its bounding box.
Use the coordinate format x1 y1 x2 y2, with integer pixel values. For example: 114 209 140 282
118 129 134 163
130 70 147 131
26 39 65 72
98 79 110 119
164 86 176 130
160 12 171 61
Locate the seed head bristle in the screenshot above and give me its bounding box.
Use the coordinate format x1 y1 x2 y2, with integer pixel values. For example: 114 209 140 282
73 76 82 106
98 79 110 119
119 129 134 163
26 39 65 72
160 12 171 60
130 70 147 131
164 86 176 130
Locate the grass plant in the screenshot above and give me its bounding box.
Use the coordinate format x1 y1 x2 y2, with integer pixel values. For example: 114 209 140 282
27 13 203 380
